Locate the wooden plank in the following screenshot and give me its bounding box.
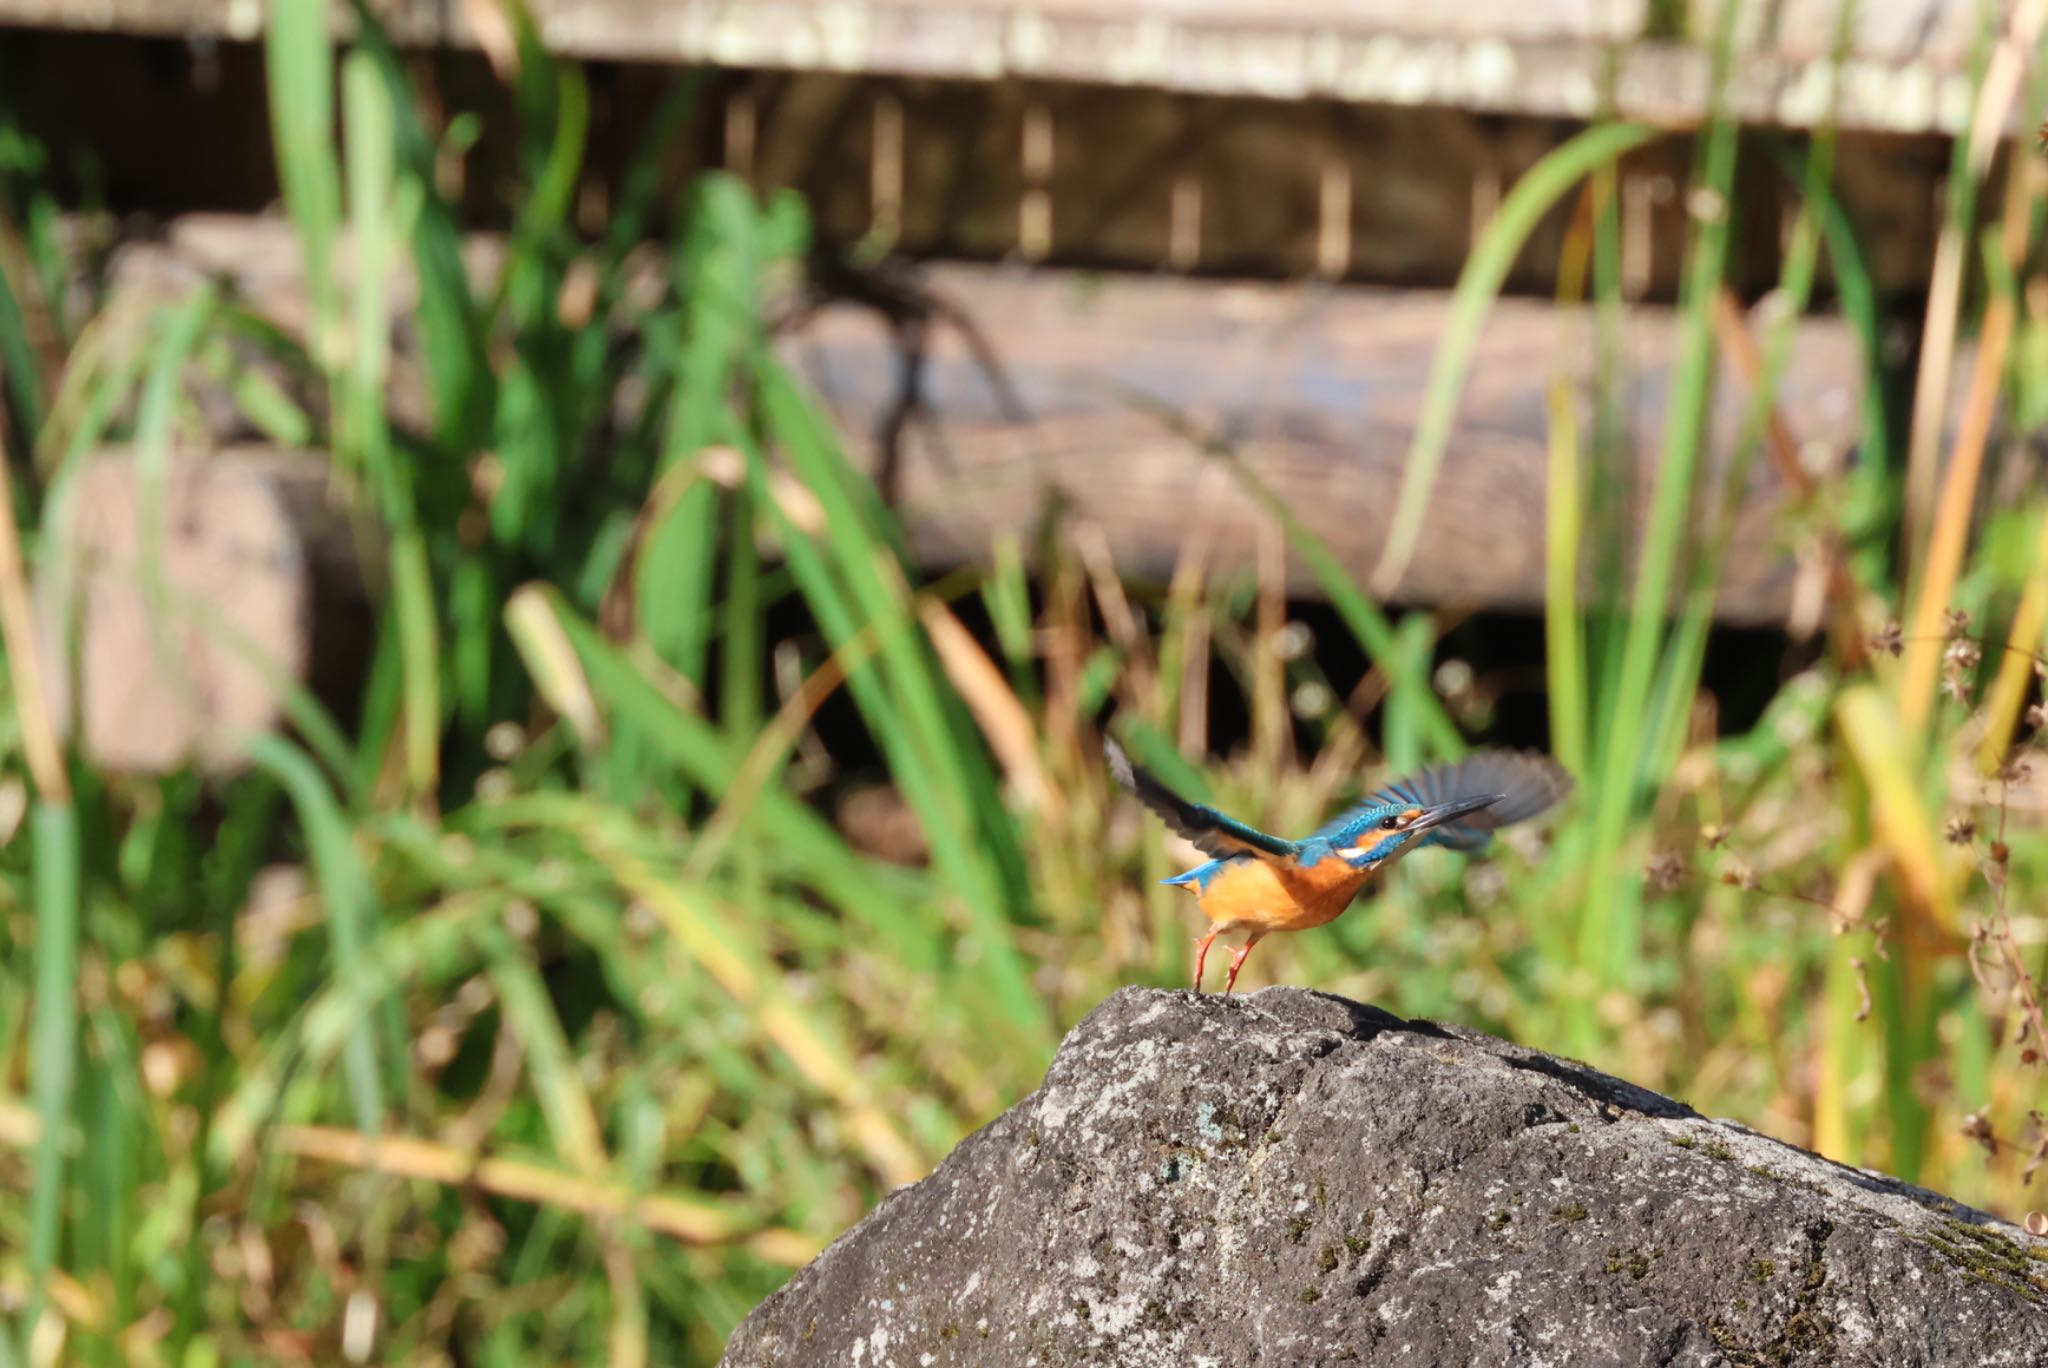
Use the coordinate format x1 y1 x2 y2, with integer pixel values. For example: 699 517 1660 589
740 74 1720 297
102 214 1875 626
786 262 1869 625
0 0 2008 136
3 32 1956 297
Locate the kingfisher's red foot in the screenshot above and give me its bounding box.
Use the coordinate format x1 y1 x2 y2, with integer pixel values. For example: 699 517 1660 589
1222 932 1267 995
1192 929 1221 992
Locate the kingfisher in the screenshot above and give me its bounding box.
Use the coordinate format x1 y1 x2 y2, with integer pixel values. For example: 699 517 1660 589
1107 739 1572 993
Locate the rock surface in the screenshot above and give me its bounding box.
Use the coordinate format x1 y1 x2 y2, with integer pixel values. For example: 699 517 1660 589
724 987 2048 1366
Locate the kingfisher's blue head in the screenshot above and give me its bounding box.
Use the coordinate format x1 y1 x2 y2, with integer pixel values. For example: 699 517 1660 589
1325 793 1505 869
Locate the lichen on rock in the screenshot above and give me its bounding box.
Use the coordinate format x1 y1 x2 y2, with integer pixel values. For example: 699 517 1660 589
722 987 2048 1366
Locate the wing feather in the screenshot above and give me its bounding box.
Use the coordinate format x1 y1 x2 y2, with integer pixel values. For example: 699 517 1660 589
1105 739 1298 862
1316 751 1573 851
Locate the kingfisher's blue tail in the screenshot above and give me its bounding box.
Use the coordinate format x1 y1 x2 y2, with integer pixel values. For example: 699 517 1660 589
1162 859 1227 889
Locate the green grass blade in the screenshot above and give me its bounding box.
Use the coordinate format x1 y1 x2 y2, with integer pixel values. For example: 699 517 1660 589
113 291 217 780
1101 380 1466 757
340 3 493 448
529 588 935 939
1378 613 1434 777
604 74 707 262
243 732 386 1134
264 0 343 388
1577 7 1743 991
747 373 1045 1035
0 242 43 444
80 1002 144 1361
388 531 443 798
1582 164 1634 761
721 489 764 741
1647 7 1852 779
0 114 60 439
1900 0 1999 569
1370 121 1661 597
342 49 400 467
1764 136 1895 584
488 53 589 334
983 534 1038 698
481 928 609 1178
1543 373 1588 776
343 50 442 801
642 175 758 691
23 799 79 1353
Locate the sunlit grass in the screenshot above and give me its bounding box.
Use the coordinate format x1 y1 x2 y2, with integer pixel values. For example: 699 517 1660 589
2 0 2048 1362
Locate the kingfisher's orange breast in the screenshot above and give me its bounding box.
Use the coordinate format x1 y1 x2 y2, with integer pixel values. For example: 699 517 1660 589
1191 856 1373 932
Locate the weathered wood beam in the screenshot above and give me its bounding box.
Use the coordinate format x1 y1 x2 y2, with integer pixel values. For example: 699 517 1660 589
100 215 1878 628
788 262 1872 625
0 0 2011 137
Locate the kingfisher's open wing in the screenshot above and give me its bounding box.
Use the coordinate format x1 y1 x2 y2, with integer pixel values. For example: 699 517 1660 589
1105 739 1298 862
1319 751 1573 851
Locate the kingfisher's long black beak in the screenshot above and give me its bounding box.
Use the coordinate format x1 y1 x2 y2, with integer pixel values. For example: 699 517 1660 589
1408 793 1504 832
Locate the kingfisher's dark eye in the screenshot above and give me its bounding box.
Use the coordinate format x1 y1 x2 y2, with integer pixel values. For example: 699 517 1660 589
1380 815 1401 830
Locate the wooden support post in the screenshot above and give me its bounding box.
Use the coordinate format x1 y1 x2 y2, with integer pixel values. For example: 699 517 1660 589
724 89 757 183
871 93 904 250
1623 173 1667 301
1020 103 1054 262
1469 158 1499 244
1170 174 1203 273
1316 158 1351 279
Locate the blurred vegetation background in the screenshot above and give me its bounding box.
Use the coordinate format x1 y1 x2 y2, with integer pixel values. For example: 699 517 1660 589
3 0 2048 1362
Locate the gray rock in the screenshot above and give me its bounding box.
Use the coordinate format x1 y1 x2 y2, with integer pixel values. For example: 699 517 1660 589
723 987 2048 1366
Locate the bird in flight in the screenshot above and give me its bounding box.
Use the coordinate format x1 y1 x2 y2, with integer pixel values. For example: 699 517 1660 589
1107 738 1572 993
